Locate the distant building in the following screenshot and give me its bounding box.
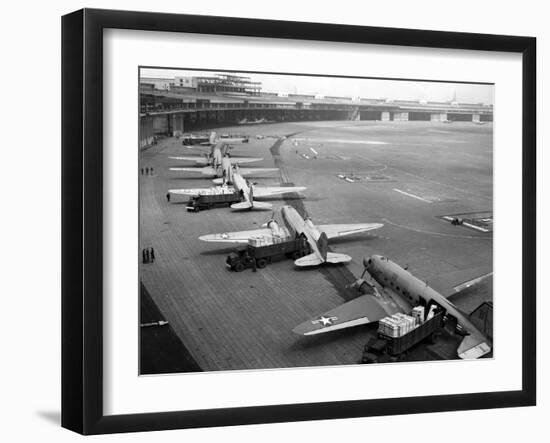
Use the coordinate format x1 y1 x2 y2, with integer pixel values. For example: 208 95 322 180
195 73 262 95
140 77 172 90
174 76 197 88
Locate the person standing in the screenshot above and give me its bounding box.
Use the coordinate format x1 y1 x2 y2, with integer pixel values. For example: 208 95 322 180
142 249 146 264
145 167 149 175
140 168 144 175
150 247 155 263
166 192 171 203
150 167 154 175
145 248 150 263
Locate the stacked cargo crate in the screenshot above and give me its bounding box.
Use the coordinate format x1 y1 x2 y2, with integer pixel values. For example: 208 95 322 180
378 312 420 338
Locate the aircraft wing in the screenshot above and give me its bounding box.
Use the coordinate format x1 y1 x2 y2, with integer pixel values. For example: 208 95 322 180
198 228 273 244
169 156 207 163
252 186 306 198
170 167 216 175
316 223 383 239
293 292 403 335
229 157 263 165
237 168 279 176
424 266 493 300
169 188 222 196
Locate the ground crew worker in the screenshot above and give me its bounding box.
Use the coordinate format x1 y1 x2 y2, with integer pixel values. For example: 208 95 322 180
166 192 170 202
150 247 155 262
145 248 150 263
142 249 146 263
140 168 144 175
150 167 154 175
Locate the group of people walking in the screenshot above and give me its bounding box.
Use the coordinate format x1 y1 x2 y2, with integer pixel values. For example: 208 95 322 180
142 247 156 264
141 167 154 175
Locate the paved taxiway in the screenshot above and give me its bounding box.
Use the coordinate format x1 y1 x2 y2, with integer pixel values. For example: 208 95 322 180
139 121 493 372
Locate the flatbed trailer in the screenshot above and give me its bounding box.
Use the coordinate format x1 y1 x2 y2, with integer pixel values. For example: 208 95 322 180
186 191 241 212
226 237 311 272
362 310 445 363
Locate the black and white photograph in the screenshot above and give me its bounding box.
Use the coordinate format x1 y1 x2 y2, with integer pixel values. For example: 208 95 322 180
1 0 546 439
138 68 494 374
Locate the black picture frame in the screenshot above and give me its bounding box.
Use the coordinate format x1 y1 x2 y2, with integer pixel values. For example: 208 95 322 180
62 8 536 435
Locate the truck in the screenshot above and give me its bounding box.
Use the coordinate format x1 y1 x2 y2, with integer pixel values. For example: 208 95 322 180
186 191 242 212
226 237 311 272
361 307 445 364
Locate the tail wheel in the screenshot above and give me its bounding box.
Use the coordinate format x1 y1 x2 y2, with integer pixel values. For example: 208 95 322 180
256 258 267 269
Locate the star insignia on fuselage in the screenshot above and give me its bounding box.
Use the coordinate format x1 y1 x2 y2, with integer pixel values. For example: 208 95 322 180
312 316 338 326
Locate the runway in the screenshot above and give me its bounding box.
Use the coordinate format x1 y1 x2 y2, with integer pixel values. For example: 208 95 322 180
139 120 493 373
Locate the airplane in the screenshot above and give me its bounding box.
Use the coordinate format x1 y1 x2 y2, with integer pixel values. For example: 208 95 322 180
239 117 275 125
198 205 383 267
293 254 492 360
170 157 279 184
181 131 249 147
169 145 262 167
169 172 306 210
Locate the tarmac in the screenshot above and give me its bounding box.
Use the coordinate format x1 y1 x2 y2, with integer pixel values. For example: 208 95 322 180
139 120 493 373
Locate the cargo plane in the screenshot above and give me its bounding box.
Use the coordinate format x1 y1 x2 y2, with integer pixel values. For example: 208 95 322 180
181 131 249 147
199 205 383 266
171 157 279 184
169 172 306 210
293 255 492 359
169 144 262 168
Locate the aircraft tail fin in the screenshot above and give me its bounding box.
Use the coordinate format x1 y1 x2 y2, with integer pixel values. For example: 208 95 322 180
294 233 352 266
231 201 273 210
457 334 492 359
325 252 352 264
317 232 329 261
231 201 252 210
252 201 272 210
294 251 352 267
295 253 324 267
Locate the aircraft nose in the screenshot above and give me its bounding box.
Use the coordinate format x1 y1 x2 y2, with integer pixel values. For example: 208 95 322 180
363 257 374 268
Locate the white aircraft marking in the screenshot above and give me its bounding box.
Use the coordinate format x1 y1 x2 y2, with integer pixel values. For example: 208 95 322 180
393 188 433 203
292 138 388 145
312 316 338 326
382 218 492 240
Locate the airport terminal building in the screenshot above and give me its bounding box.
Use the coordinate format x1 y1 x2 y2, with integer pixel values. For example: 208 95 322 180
139 73 493 148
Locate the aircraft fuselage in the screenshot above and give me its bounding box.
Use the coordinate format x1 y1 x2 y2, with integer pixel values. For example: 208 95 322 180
280 206 324 259
365 255 486 341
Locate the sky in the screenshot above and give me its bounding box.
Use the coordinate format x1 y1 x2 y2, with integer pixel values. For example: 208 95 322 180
141 68 494 104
